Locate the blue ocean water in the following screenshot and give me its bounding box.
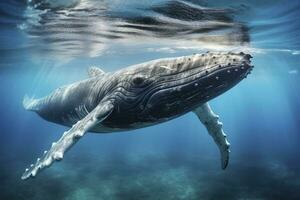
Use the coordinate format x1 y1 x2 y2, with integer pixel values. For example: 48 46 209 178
1 0 300 199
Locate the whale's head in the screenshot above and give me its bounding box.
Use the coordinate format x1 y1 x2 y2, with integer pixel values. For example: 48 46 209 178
110 52 253 125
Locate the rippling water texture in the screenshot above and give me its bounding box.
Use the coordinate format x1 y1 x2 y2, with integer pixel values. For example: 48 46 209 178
1 0 300 199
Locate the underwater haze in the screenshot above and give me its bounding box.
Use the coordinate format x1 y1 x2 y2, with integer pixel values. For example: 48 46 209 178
1 0 300 199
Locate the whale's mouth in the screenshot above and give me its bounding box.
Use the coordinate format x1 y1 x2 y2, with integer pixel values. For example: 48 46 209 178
142 52 254 115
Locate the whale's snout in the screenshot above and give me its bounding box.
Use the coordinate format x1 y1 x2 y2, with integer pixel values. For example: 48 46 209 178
218 52 254 81
191 52 254 102
202 52 253 97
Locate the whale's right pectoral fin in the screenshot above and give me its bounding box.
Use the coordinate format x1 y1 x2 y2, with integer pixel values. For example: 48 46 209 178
21 101 114 180
193 102 230 169
88 66 105 78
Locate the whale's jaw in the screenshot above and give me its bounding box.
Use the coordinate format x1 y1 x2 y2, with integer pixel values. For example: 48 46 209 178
138 52 253 120
197 52 253 101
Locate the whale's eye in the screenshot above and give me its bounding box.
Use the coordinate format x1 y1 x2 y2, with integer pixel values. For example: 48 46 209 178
133 76 144 86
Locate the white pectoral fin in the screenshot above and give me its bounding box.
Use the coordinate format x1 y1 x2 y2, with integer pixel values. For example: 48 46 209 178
88 66 105 78
194 102 230 169
21 101 114 180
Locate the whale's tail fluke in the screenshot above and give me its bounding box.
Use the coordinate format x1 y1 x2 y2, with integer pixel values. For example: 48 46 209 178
23 95 40 111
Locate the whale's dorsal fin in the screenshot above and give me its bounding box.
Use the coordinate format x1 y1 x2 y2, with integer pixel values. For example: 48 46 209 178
21 100 114 180
193 102 230 169
88 66 105 78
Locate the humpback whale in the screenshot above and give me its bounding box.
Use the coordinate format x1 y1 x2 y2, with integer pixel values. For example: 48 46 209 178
22 52 253 180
